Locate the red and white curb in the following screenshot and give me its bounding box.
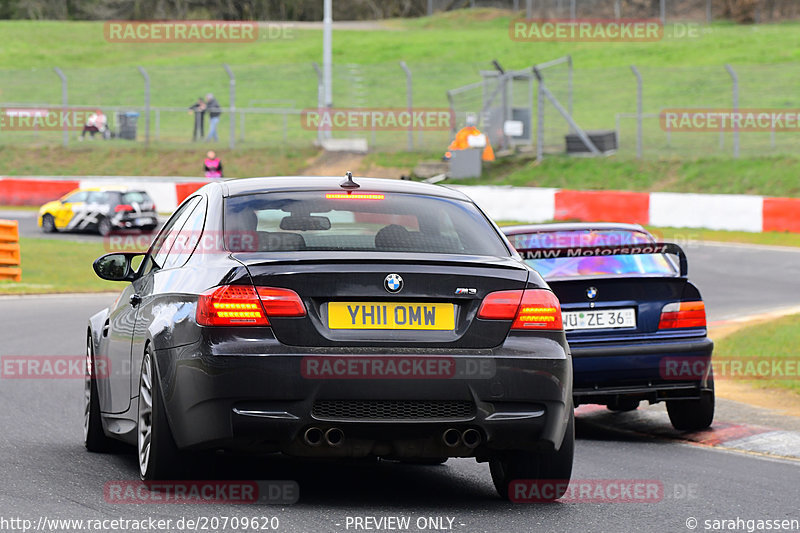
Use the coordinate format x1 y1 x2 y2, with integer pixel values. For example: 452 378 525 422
0 176 210 212
452 185 800 233
2 177 800 234
575 404 800 460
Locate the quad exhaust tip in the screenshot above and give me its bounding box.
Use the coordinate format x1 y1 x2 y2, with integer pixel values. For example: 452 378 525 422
325 427 345 447
304 427 323 447
442 428 461 447
462 428 482 448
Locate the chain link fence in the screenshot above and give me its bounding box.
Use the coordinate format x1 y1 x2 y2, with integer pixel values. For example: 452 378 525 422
3 58 800 158
429 0 800 23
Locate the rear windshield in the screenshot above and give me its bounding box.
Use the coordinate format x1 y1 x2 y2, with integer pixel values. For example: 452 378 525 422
120 191 152 204
509 230 677 279
224 191 510 256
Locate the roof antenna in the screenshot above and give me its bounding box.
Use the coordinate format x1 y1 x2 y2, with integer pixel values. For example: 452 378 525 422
340 171 360 190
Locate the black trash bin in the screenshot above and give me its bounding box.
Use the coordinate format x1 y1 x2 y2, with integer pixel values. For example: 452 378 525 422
117 111 140 140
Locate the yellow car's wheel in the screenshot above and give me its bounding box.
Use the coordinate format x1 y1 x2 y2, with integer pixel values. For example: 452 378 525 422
41 214 57 233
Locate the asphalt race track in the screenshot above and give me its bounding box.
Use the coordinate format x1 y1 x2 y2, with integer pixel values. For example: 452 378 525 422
0 237 799 532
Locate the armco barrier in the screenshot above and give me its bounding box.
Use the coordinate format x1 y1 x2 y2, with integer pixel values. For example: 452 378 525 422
0 219 22 282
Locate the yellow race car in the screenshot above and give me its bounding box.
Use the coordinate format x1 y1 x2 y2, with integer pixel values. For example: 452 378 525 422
38 187 158 236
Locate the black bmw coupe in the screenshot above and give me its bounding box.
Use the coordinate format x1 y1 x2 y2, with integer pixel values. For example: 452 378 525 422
85 175 573 500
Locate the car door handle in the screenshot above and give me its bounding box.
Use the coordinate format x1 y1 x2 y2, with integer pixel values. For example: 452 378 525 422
130 294 142 307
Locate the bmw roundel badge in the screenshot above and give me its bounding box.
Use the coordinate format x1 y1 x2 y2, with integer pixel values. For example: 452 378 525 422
586 287 598 300
384 274 403 293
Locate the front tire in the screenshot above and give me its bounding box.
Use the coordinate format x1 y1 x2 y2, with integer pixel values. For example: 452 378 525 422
84 335 115 452
490 407 575 501
138 347 183 480
667 387 715 431
41 214 57 233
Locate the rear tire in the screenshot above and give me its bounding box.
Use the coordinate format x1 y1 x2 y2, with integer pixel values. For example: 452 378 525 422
84 335 115 452
41 214 57 233
138 347 183 480
490 407 574 501
607 398 640 412
667 388 715 431
97 217 112 236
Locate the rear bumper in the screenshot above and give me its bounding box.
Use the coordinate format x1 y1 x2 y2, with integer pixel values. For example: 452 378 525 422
569 335 714 404
153 334 572 459
113 213 158 229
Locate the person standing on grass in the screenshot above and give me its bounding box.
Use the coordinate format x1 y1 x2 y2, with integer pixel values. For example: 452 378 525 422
204 150 223 178
205 93 222 142
188 97 206 141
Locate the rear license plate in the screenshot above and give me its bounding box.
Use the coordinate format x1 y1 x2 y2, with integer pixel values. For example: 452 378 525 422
562 308 636 331
328 302 455 330
135 217 153 225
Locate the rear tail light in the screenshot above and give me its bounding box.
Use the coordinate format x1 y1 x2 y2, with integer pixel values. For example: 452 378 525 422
255 287 306 317
478 289 563 330
196 285 305 326
115 204 134 212
658 301 706 329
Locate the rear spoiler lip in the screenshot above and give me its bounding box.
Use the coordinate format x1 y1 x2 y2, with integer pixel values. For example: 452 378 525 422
515 242 688 277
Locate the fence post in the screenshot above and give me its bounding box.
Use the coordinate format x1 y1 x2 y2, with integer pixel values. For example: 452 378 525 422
526 0 532 19
53 67 68 147
312 62 324 146
614 0 621 19
706 0 712 23
137 66 150 147
534 69 544 162
725 64 739 158
567 55 573 132
631 65 643 159
428 0 433 16
399 61 413 151
223 63 236 149
570 0 576 19
660 0 666 26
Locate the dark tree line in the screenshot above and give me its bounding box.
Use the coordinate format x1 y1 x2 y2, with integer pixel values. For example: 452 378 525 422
0 0 430 20
0 0 793 21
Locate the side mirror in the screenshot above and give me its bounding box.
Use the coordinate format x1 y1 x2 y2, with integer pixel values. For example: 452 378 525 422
93 253 144 282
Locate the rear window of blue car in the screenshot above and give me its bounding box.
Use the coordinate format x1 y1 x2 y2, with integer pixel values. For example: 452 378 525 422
224 191 510 256
509 229 677 279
